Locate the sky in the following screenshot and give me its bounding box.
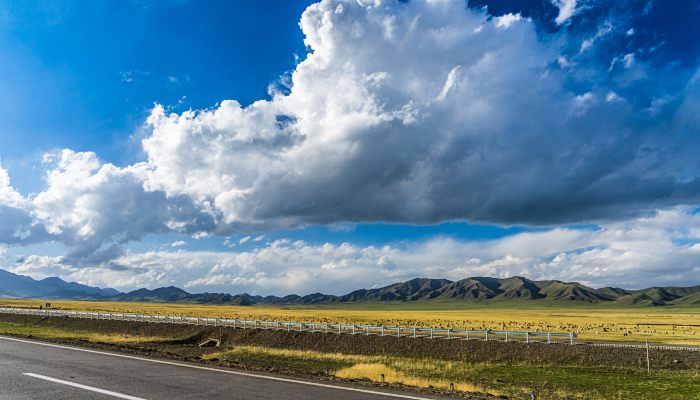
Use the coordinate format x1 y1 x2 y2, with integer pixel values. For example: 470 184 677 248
1 0 700 295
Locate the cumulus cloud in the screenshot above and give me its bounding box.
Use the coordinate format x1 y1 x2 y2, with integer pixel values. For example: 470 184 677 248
10 207 700 294
0 163 25 209
1 0 700 276
25 150 217 264
139 0 700 231
494 13 523 29
0 163 46 245
552 0 577 25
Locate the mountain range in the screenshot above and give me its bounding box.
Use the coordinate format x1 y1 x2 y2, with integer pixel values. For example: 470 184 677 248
1 268 699 306
0 268 119 299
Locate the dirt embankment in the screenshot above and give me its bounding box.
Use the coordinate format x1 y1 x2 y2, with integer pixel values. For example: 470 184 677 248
1 313 698 371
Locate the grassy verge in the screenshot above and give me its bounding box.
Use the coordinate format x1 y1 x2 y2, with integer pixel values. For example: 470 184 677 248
202 345 700 400
0 321 168 345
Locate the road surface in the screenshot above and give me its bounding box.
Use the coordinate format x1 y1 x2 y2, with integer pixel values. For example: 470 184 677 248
0 336 441 400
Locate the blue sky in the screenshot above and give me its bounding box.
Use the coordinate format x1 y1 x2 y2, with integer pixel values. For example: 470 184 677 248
0 1 314 189
1 0 699 294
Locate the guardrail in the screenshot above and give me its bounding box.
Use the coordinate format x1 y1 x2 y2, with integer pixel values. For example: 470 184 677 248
0 306 576 344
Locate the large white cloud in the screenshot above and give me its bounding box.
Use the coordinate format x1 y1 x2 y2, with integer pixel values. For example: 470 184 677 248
1 0 700 280
142 0 700 230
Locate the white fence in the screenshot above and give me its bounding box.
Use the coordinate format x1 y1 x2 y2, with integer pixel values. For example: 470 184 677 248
0 306 576 344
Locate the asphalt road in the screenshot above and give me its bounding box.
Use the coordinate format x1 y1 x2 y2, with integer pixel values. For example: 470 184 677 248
0 336 440 400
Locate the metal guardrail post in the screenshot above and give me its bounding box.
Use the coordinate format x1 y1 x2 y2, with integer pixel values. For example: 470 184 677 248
448 329 451 339
352 325 356 335
413 327 416 338
430 328 433 339
381 326 384 336
486 330 489 341
397 327 400 337
570 333 574 345
526 332 529 343
548 332 551 344
505 331 509 342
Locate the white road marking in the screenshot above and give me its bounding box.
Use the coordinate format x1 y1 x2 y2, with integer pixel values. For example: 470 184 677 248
22 372 146 400
1 336 433 400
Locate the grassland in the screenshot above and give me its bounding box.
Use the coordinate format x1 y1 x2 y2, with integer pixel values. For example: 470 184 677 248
202 345 700 400
3 298 699 344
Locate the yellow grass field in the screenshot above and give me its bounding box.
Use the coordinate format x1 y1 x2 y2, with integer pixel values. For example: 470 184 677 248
2 299 699 345
202 346 501 396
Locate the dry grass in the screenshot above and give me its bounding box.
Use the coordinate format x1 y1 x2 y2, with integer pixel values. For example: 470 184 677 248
0 322 167 344
335 363 496 394
2 298 699 344
204 345 501 396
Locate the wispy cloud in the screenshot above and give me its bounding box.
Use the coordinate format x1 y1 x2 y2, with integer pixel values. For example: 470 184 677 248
10 207 700 294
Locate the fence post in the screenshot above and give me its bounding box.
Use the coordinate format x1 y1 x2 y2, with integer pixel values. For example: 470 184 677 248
505 331 508 342
646 339 650 373
526 332 529 343
352 325 356 335
430 328 433 339
485 330 489 341
570 333 574 345
397 327 400 338
547 332 551 344
466 330 470 341
448 329 451 339
381 326 385 336
366 326 370 336
413 327 416 338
